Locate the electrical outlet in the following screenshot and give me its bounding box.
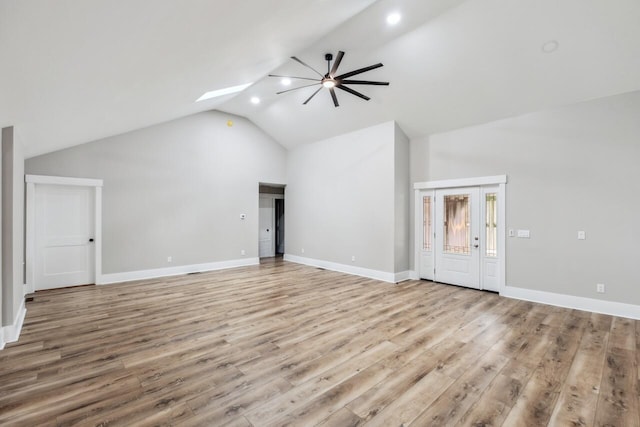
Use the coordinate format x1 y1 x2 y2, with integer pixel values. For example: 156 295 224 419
301 248 305 254
596 283 605 293
578 231 586 240
351 256 356 262
167 256 172 263
241 249 245 256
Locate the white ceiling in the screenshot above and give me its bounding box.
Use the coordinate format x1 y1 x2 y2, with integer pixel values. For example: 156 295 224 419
2 0 640 157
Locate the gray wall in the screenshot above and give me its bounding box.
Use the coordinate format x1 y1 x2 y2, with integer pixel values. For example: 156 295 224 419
286 121 410 274
394 123 410 272
26 111 287 274
411 90 640 305
1 126 25 326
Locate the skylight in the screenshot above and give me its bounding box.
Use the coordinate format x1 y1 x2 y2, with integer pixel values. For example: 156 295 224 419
196 82 253 102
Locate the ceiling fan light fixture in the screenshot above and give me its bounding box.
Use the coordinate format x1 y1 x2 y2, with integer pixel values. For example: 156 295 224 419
281 77 292 86
272 51 389 107
322 79 337 89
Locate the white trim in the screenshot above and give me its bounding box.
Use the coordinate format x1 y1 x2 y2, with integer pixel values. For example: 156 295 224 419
284 254 397 283
498 182 506 294
25 176 103 291
25 182 36 294
501 286 640 320
95 187 103 283
0 327 4 350
3 299 26 343
413 175 507 190
394 271 412 283
98 258 260 285
25 174 103 187
409 270 419 280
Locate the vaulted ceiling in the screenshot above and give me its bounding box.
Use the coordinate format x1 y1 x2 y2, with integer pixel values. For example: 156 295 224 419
2 0 640 157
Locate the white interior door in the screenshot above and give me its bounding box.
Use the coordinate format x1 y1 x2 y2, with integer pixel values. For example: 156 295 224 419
35 184 95 290
259 196 274 258
418 190 435 280
434 187 480 289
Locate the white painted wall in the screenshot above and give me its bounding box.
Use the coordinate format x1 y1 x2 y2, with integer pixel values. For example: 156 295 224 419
411 90 640 305
286 121 410 276
1 126 25 330
26 111 287 275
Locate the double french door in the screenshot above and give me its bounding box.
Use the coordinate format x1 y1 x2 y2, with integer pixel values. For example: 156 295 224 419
418 185 501 291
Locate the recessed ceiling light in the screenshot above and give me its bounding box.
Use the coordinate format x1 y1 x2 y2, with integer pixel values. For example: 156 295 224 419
542 40 559 53
250 96 260 104
281 78 292 86
196 82 253 102
387 12 401 26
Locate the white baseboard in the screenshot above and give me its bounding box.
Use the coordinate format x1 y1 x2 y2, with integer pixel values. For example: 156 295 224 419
394 271 413 283
408 271 420 280
3 299 27 344
98 258 260 285
284 254 404 283
501 285 640 320
0 327 4 350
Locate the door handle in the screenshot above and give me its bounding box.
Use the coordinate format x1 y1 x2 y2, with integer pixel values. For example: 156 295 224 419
473 244 479 248
89 238 94 242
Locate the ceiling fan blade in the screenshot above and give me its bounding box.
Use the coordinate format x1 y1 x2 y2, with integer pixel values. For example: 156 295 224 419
335 63 383 80
276 83 321 95
337 85 370 101
329 51 345 76
303 87 323 105
329 88 339 107
269 74 320 82
291 56 324 78
340 80 389 86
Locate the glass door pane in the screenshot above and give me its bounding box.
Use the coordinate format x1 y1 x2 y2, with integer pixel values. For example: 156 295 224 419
443 194 470 254
485 193 497 257
423 196 432 251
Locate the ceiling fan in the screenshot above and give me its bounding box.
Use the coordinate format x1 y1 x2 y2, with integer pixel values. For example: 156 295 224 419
269 51 389 107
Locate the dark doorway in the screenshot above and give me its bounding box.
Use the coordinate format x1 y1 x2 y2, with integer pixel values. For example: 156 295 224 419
275 198 285 255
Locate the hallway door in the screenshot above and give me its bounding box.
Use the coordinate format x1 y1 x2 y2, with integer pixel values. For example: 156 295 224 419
35 184 95 290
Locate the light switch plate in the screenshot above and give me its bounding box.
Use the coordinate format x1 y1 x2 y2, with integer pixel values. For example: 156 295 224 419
508 229 515 237
578 231 586 240
517 230 530 238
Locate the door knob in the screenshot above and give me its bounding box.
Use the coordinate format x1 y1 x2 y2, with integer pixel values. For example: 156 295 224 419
473 244 479 248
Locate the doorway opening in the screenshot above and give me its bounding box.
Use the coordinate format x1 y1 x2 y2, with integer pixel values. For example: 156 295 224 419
258 184 285 260
414 176 506 292
25 175 103 292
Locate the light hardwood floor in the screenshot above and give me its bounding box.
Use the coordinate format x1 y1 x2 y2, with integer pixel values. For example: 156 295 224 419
1 259 638 426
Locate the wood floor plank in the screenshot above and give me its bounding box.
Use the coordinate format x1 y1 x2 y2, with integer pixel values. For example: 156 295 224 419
594 329 640 427
501 310 589 426
547 312 610 426
0 259 637 426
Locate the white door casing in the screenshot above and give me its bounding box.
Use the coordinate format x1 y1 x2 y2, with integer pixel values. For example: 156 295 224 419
414 175 506 292
26 175 103 292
